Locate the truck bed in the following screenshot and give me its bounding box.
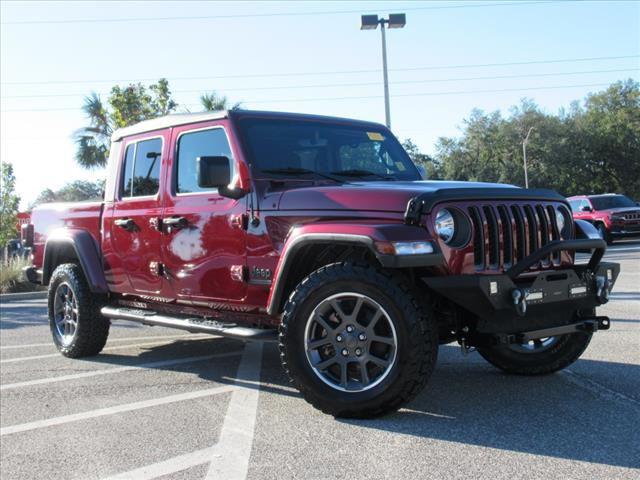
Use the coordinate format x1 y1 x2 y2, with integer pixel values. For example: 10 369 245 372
30 201 103 268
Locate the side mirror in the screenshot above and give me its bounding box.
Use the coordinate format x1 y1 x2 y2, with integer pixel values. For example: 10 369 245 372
581 205 592 212
197 156 244 199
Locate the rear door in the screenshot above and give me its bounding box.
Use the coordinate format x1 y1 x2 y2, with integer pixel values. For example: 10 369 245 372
106 132 169 295
161 121 248 304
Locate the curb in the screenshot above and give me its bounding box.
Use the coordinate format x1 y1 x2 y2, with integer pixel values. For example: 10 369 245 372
0 291 47 303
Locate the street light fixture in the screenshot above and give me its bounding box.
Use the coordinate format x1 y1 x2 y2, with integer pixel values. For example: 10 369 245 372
522 126 535 189
360 13 406 128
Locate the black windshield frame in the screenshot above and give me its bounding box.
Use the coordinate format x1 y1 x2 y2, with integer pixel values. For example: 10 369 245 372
236 117 421 182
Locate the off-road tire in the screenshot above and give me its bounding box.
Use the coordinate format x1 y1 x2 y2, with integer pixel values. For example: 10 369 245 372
48 263 110 358
477 331 592 375
279 262 438 418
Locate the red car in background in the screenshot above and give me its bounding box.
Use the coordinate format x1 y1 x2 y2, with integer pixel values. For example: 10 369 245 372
568 194 640 244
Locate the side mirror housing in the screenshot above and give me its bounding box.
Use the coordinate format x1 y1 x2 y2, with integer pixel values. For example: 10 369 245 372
581 205 592 212
197 156 244 199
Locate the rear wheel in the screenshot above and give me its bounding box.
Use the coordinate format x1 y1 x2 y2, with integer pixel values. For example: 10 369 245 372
279 262 438 418
478 331 592 375
48 263 110 358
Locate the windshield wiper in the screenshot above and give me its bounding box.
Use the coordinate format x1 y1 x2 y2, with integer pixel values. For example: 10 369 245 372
329 169 393 181
260 167 345 184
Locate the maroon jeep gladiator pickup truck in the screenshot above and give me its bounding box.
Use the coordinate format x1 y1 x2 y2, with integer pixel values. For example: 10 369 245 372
23 110 619 418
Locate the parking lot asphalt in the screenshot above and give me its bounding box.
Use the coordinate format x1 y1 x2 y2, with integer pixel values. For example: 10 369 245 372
1 240 638 480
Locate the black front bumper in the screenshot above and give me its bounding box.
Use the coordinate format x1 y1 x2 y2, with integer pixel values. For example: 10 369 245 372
611 228 640 238
423 238 620 338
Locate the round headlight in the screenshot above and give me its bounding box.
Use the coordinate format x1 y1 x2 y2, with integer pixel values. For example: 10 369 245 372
435 209 456 243
556 209 565 232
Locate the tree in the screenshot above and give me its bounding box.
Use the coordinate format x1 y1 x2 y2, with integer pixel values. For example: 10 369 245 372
433 80 640 198
0 162 20 247
75 78 178 169
200 91 242 111
402 139 442 179
566 79 640 197
76 80 243 170
31 180 105 207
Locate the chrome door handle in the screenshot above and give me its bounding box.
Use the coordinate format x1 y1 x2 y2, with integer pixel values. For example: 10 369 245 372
162 216 188 232
114 218 135 231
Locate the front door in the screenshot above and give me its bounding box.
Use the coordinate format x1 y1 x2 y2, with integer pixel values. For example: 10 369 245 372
161 122 247 304
107 132 168 295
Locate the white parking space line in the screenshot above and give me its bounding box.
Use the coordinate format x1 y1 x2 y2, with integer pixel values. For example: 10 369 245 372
0 333 215 351
1 385 235 436
99 342 263 480
0 319 47 325
606 246 640 252
0 337 216 364
610 293 640 300
102 447 215 480
206 341 263 480
0 351 241 391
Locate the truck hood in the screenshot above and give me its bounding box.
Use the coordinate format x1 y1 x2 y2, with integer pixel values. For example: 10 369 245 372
597 207 640 216
276 180 519 213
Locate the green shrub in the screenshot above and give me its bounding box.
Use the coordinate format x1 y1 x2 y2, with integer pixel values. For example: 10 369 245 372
0 257 36 294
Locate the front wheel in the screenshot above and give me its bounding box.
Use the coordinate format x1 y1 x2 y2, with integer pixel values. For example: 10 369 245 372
596 223 613 245
477 331 592 375
279 262 438 418
48 263 110 358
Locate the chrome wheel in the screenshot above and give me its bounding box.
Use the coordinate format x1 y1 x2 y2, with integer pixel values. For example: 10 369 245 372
508 336 559 353
304 292 398 393
53 282 78 346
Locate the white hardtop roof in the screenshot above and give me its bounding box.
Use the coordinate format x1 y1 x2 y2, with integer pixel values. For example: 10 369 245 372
110 109 387 142
111 111 228 142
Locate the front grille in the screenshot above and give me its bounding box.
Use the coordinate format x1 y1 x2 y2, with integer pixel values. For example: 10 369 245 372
622 211 640 220
466 202 569 272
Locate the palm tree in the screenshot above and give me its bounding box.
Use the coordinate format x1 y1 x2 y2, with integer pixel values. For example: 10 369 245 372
74 93 113 169
200 92 242 111
73 81 237 170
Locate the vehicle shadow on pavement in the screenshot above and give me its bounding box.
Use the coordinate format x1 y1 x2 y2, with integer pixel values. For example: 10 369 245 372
145 338 638 469
346 345 640 469
67 336 304 400
0 305 48 331
34 333 639 469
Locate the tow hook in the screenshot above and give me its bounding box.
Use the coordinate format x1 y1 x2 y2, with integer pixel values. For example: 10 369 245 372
511 288 529 316
595 276 610 304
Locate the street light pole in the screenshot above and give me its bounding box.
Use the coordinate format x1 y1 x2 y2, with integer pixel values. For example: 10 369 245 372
522 126 535 189
380 21 391 128
361 14 406 129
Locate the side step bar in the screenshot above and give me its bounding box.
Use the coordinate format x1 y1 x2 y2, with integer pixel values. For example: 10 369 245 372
100 306 278 343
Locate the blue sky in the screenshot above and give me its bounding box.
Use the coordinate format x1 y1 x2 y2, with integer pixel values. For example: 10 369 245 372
1 0 639 208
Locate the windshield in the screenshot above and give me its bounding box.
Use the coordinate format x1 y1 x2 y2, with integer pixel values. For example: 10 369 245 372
589 195 636 210
237 118 421 181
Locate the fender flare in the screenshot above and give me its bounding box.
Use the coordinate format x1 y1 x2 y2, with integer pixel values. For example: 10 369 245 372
266 223 444 315
42 228 109 293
